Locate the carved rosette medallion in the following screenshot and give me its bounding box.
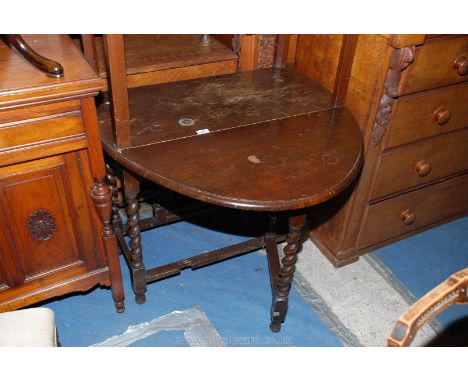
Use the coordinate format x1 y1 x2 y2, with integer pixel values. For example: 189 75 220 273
27 210 57 241
371 46 415 145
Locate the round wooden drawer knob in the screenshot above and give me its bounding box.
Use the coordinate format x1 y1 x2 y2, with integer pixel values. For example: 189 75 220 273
401 210 416 225
415 160 431 177
453 56 468 76
433 107 451 125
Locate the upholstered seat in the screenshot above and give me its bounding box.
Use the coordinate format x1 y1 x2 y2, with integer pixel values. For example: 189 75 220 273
0 307 57 347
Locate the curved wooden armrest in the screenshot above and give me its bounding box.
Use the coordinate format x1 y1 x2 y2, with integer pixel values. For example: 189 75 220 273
4 34 64 78
388 268 468 347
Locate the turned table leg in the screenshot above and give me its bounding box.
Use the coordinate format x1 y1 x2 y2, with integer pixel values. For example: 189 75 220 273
124 172 147 304
266 213 307 333
80 97 125 313
91 179 125 313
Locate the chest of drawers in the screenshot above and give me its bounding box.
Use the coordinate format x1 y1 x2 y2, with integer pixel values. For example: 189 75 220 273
295 34 468 266
0 35 124 311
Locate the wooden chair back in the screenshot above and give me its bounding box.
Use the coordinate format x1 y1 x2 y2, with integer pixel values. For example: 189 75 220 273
388 268 468 346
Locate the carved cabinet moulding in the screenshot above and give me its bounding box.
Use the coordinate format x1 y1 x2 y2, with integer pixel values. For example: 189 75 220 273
27 210 57 241
257 34 276 69
232 34 276 70
371 46 415 145
232 34 240 56
232 34 241 71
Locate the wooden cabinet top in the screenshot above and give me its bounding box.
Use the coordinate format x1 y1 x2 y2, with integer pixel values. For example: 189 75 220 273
0 35 102 109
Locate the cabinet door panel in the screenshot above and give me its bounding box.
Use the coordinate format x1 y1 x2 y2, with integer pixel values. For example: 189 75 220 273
0 154 98 284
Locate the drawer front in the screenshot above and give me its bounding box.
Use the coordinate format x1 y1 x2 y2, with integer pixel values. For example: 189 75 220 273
0 112 85 152
399 35 468 95
372 128 468 201
0 100 80 125
357 173 468 250
387 83 468 149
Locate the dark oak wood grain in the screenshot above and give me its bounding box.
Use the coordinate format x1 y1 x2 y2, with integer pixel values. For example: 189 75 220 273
98 68 333 147
99 34 364 331
103 108 362 211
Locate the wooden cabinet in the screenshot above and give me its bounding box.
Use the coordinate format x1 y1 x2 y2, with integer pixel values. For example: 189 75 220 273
0 35 124 312
293 34 468 266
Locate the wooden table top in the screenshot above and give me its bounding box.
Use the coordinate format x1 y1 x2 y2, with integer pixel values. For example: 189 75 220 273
100 69 363 211
98 68 333 147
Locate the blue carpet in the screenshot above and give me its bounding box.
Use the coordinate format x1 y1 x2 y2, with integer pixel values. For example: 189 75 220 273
41 213 342 347
40 210 467 346
373 216 468 329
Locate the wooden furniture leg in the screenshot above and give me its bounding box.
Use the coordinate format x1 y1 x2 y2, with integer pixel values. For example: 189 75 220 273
81 97 125 313
96 34 363 330
123 171 147 303
91 179 125 312
105 164 124 230
266 214 307 332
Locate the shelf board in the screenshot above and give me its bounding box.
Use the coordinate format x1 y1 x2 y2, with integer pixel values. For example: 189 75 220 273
96 35 239 89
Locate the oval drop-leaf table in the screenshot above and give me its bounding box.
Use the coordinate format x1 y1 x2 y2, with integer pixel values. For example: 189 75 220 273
99 68 363 332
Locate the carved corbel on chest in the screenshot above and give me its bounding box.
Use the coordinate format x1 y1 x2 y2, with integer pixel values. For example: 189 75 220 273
371 46 415 145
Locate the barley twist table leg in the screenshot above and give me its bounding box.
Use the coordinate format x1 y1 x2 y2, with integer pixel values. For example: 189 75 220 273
125 190 147 304
105 164 123 230
269 214 306 332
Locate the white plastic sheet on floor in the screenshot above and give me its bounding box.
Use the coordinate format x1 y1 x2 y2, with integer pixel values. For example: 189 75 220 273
92 306 225 347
